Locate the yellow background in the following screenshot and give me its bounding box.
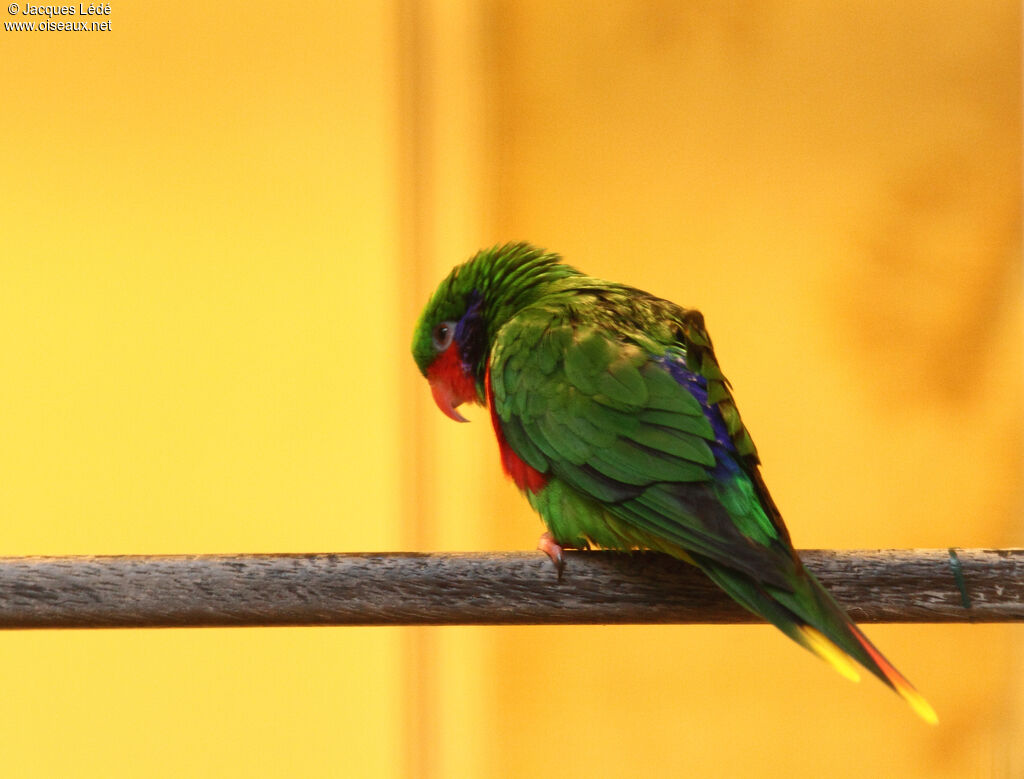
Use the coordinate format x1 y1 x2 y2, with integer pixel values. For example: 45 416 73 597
1 2 1020 776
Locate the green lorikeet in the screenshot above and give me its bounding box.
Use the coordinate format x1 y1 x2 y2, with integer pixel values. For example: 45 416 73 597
412 242 936 724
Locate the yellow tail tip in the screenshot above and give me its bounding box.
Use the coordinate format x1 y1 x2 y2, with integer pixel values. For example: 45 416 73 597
798 626 939 723
900 687 939 725
847 625 939 725
797 626 861 684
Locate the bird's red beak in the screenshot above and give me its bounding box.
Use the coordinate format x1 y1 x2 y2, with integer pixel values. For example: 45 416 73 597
429 379 469 423
425 344 478 423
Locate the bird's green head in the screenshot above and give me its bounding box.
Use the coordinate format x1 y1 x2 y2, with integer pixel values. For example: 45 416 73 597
411 242 578 421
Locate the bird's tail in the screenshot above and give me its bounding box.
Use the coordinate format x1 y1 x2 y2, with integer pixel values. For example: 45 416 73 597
696 555 938 725
796 622 938 724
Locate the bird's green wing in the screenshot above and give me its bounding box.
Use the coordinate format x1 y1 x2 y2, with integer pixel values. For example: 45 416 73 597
489 306 938 723
488 306 796 587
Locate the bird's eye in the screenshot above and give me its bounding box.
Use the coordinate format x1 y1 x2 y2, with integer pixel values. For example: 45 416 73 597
432 320 456 351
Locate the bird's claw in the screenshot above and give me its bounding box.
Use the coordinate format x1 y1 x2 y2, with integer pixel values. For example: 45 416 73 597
537 532 566 581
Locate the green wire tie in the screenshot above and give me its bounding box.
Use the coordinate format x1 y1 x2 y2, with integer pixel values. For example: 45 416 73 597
947 547 973 617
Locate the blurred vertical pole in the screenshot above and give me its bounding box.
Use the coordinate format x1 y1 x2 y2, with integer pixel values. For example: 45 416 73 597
396 2 439 777
417 6 500 777
396 2 495 777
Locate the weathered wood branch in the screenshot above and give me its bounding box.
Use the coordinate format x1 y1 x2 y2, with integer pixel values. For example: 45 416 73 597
0 549 1020 629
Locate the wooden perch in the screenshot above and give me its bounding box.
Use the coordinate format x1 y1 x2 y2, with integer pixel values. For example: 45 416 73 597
0 549 1020 629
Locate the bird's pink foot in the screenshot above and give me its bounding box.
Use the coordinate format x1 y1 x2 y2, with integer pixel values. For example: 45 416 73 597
537 532 566 580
